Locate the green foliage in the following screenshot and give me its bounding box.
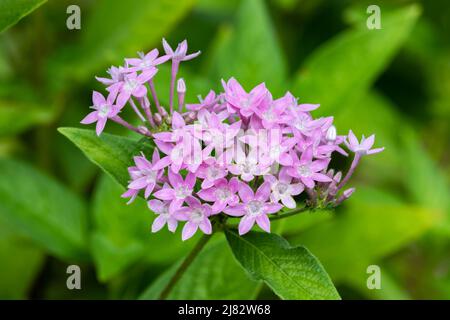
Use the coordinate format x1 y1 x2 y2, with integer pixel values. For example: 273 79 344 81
56 0 196 81
0 158 88 260
91 174 195 282
140 237 260 300
225 230 340 300
289 187 441 283
58 127 153 188
0 222 44 299
291 4 420 116
0 0 46 33
0 101 53 136
211 0 287 93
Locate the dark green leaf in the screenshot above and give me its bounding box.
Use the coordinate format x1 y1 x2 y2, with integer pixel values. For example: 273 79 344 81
140 237 260 300
225 230 340 300
0 221 44 299
0 158 88 260
58 127 153 188
0 0 47 33
289 187 441 282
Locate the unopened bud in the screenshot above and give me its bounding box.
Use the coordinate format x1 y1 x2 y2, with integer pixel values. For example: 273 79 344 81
333 171 342 183
177 78 186 93
326 125 337 142
343 187 355 198
138 125 150 136
153 113 162 125
335 187 356 206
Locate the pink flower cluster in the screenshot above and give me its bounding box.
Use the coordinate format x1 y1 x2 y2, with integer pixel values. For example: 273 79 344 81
82 39 384 241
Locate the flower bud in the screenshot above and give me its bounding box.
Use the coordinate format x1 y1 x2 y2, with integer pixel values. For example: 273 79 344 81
326 125 337 142
177 78 186 93
153 113 162 125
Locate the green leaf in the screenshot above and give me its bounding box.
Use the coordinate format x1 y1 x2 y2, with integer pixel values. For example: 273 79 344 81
54 0 195 81
91 174 195 282
0 101 54 136
291 4 420 116
225 230 340 300
0 221 44 299
0 0 46 33
211 0 287 94
58 127 153 188
0 158 88 260
140 237 260 300
289 187 441 283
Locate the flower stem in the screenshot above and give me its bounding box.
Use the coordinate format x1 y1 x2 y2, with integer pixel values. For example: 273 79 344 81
336 153 361 192
269 206 309 221
111 116 151 137
169 61 180 114
158 232 213 300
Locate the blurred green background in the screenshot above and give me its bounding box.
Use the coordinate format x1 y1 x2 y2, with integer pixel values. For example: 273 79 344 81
0 0 449 299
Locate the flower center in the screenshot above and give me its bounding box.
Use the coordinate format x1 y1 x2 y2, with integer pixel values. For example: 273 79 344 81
297 165 311 177
215 188 231 202
98 104 110 118
175 185 191 199
276 182 289 195
246 200 263 216
124 79 139 92
145 171 157 183
191 208 204 223
207 166 220 179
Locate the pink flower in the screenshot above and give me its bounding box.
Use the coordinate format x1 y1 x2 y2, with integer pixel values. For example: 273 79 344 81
186 90 217 111
148 199 178 233
153 170 196 212
125 150 163 199
222 78 269 118
228 147 270 182
264 168 304 208
80 91 120 136
197 177 239 214
174 197 212 241
125 49 169 73
345 130 384 155
112 71 157 107
195 158 228 189
162 38 201 63
95 65 127 87
224 182 282 235
287 147 332 189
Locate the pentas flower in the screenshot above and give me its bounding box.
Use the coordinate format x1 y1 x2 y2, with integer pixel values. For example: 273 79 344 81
80 91 120 136
174 197 212 241
345 130 385 155
222 77 268 118
287 147 332 188
197 177 240 214
265 168 304 208
148 199 177 233
224 182 282 235
125 150 163 199
153 171 196 212
125 49 169 74
81 39 384 241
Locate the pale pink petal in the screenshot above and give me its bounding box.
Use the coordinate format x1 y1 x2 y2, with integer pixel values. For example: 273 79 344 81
80 111 98 124
182 222 198 241
223 204 246 217
255 182 271 201
95 117 107 136
151 215 166 233
199 218 212 234
256 215 271 233
281 196 296 209
153 188 175 200
238 216 255 235
238 182 254 203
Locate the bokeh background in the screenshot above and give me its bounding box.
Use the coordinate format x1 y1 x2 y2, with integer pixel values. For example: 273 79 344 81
0 0 449 299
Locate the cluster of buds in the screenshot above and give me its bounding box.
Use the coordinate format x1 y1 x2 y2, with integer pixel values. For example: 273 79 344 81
81 39 384 241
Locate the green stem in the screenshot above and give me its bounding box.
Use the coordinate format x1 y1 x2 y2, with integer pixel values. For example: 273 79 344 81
269 206 310 221
158 232 213 300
